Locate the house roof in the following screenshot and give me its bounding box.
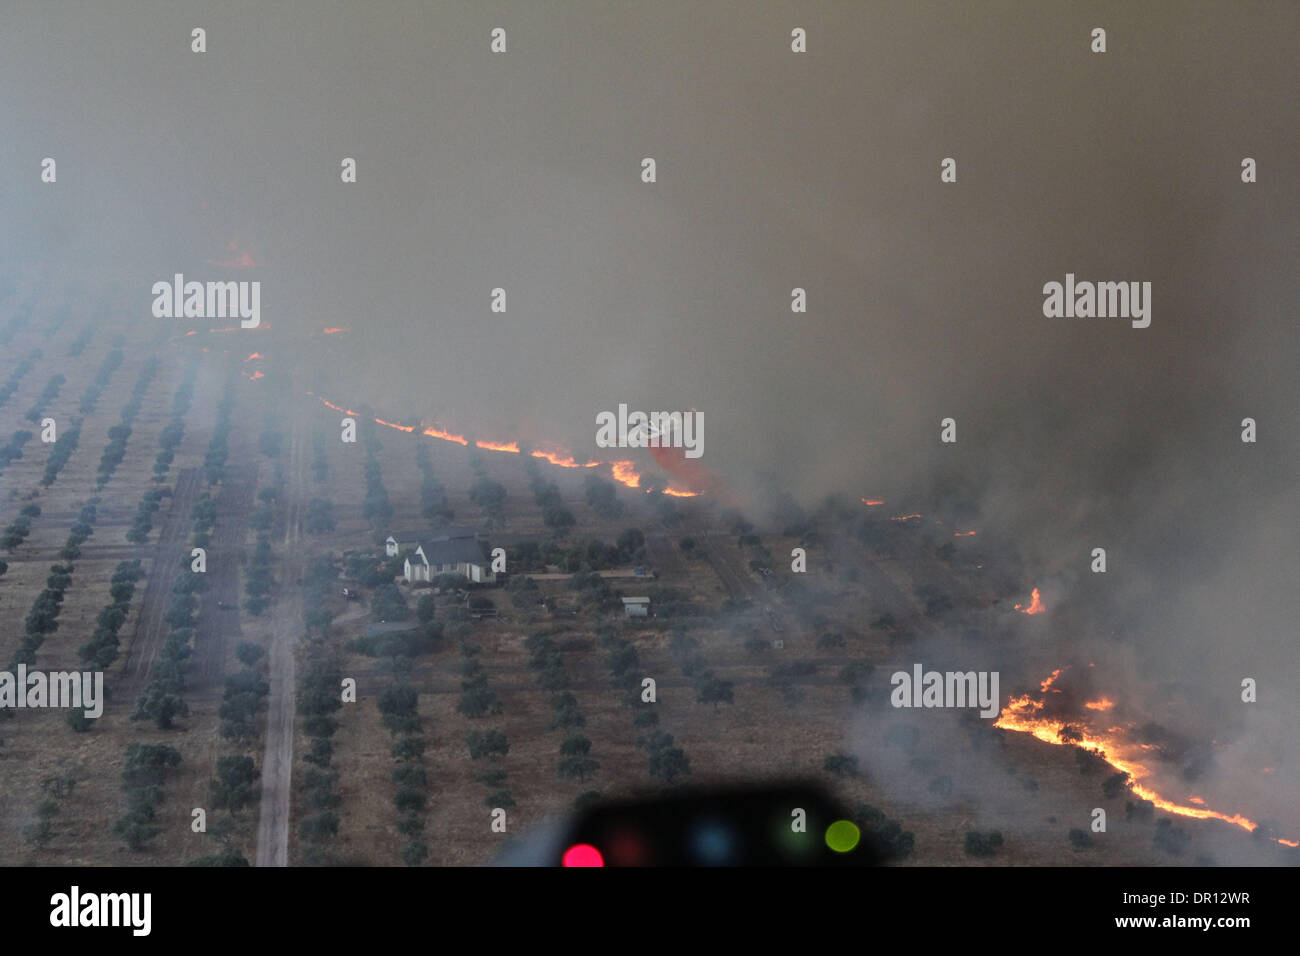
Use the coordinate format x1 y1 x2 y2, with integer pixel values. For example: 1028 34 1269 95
391 526 482 543
420 537 488 567
428 526 482 541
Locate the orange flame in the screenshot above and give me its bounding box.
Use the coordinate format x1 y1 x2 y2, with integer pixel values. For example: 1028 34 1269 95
1084 697 1115 711
611 461 640 488
531 450 601 469
954 530 977 537
247 370 265 380
310 394 696 495
316 397 357 417
423 425 468 445
1015 588 1046 614
246 352 262 361
891 514 922 522
996 670 1297 844
322 327 348 334
861 498 884 506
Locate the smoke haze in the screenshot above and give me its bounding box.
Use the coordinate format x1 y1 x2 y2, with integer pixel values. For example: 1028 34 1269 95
2 0 1296 846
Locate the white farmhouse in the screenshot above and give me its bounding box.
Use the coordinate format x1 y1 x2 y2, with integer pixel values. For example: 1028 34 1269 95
402 529 495 584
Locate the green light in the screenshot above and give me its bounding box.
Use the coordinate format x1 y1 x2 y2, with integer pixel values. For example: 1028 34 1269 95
825 820 861 853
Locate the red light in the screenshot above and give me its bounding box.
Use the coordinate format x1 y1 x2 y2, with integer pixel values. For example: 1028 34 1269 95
562 844 605 867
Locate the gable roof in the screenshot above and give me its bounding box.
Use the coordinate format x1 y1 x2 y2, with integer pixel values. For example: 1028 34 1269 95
392 526 482 544
420 537 488 567
428 526 482 541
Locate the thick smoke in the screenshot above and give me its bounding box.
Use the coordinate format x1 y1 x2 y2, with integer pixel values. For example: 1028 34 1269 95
2 1 1296 847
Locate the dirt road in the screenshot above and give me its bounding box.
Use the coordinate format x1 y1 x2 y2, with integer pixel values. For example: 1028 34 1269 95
255 413 305 867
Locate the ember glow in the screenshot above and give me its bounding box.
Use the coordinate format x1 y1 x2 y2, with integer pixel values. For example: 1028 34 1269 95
861 498 884 506
891 513 922 522
1015 587 1046 614
954 530 977 537
996 669 1297 845
321 327 348 334
207 241 256 269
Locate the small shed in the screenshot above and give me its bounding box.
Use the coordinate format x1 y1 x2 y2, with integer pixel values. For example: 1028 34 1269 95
622 596 651 618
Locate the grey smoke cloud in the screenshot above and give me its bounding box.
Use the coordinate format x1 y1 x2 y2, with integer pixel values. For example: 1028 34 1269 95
2 0 1296 841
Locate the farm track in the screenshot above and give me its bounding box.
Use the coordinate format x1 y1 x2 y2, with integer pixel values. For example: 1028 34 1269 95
256 411 304 867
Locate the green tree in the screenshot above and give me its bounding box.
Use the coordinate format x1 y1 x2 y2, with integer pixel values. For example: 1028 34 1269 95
694 673 734 712
210 755 258 814
560 735 592 757
648 747 691 785
466 729 509 759
400 840 429 867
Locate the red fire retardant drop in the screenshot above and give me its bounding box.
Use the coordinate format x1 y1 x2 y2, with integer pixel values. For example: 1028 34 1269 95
562 844 605 867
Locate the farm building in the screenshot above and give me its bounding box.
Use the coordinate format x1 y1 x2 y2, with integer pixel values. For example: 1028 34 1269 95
622 596 651 618
403 530 495 585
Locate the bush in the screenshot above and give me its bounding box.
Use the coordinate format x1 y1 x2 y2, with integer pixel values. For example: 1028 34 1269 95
298 811 340 842
391 736 427 761
393 787 427 812
466 729 509 760
400 840 428 867
458 686 503 719
854 804 915 861
392 765 428 787
963 830 1004 858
